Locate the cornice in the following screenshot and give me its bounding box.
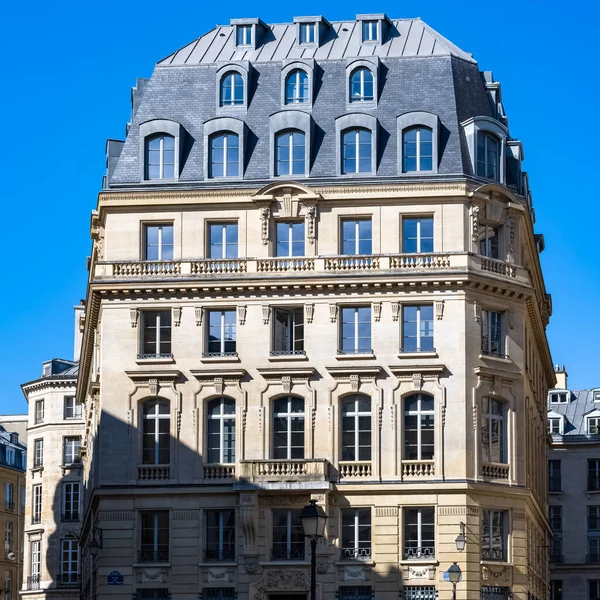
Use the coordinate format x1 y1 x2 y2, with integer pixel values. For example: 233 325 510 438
21 377 77 395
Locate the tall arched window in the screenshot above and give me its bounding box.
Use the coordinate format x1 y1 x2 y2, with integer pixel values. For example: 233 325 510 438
210 133 239 178
276 131 306 176
285 70 309 104
220 72 244 107
142 400 170 465
403 127 433 172
476 132 499 180
341 395 371 461
145 134 175 180
273 396 305 459
403 393 434 460
207 397 236 464
482 397 506 463
342 128 372 174
349 67 374 102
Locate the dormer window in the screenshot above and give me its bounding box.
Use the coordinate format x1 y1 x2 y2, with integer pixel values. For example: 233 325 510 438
477 132 500 181
145 135 175 180
299 23 316 44
588 416 600 435
350 68 374 103
548 416 563 435
362 20 379 42
236 25 252 47
594 391 600 403
550 392 568 404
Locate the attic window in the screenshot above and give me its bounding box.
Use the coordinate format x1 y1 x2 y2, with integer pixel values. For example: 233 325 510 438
299 23 316 44
362 20 379 42
588 417 600 435
550 392 568 404
548 417 562 435
594 392 600 403
236 25 252 47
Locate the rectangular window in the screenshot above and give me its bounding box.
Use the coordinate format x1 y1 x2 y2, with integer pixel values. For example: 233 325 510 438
5 449 14 466
299 22 316 44
30 540 41 587
62 437 81 465
62 483 80 521
550 581 562 600
403 507 435 559
32 485 42 524
402 305 434 352
35 399 44 424
403 393 434 461
206 310 237 357
548 460 562 492
33 440 43 468
589 417 600 435
4 521 13 553
60 539 78 584
480 588 510 600
341 219 372 255
205 509 235 561
209 223 238 259
341 396 371 462
272 509 304 560
202 589 237 600
589 460 600 491
140 511 169 562
548 418 562 434
4 570 11 600
206 398 235 464
404 587 437 600
340 587 374 600
276 222 305 257
549 506 562 532
140 310 172 358
481 310 504 357
550 392 568 403
144 224 174 261
549 506 563 561
236 25 252 46
362 20 378 42
590 582 600 600
479 224 499 259
63 396 82 419
481 510 508 561
481 398 506 464
272 308 304 355
340 307 371 354
273 397 305 460
588 506 600 562
341 508 371 560
402 217 434 253
4 483 13 510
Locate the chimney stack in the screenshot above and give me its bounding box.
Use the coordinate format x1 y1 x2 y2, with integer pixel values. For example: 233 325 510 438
554 364 568 390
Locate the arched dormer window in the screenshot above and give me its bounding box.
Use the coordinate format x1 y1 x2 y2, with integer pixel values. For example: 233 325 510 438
461 116 508 183
285 70 309 104
139 119 184 182
275 130 305 176
207 397 236 464
477 132 500 181
335 114 378 176
210 132 239 178
349 67 374 103
269 111 312 178
397 112 440 175
220 72 244 107
142 399 170 465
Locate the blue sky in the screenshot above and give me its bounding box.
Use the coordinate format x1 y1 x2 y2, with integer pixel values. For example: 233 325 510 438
1 0 598 414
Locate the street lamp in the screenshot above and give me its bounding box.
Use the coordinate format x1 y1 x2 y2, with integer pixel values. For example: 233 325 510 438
455 522 466 552
300 500 328 600
448 562 462 600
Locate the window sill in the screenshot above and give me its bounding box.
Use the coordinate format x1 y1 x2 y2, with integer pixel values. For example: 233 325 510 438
549 490 563 497
586 489 600 496
198 562 237 567
260 560 309 566
133 562 171 568
397 351 438 359
479 353 511 364
136 356 175 365
31 467 44 474
268 354 309 362
480 559 513 567
201 355 241 364
336 353 375 360
398 558 439 566
336 559 375 566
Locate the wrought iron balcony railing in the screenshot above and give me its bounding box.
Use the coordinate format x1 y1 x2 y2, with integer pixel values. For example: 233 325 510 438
271 545 305 561
27 575 40 590
341 547 372 561
139 547 169 563
403 546 435 560
481 548 507 561
204 548 235 562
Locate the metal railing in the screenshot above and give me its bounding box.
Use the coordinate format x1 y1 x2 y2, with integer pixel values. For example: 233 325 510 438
204 548 235 562
27 575 40 590
61 510 80 522
341 547 372 561
271 545 305 561
269 349 307 356
481 548 507 561
4 501 14 511
137 353 174 360
139 547 169 563
403 546 435 560
202 352 238 359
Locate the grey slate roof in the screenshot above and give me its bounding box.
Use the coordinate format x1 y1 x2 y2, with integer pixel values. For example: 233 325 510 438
548 389 600 441
108 15 506 188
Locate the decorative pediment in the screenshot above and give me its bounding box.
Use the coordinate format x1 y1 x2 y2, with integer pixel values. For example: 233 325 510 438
190 369 247 395
257 367 315 394
326 366 382 392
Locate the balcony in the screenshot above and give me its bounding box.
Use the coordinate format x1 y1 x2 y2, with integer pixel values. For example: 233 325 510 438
271 544 305 561
481 548 507 561
204 548 235 562
402 460 435 477
403 546 435 560
341 547 372 561
4 501 14 511
138 465 170 481
139 547 169 563
482 462 509 480
27 575 40 590
203 464 235 480
239 459 330 483
339 461 372 479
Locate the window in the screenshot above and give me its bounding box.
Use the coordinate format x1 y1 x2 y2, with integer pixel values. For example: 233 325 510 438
273 308 304 355
275 131 305 176
5 449 14 467
481 310 504 358
362 20 378 42
206 310 237 357
145 135 175 180
403 217 434 253
548 459 562 492
63 396 82 419
404 587 437 600
476 132 499 180
595 391 600 403
549 506 562 532
220 73 244 106
548 417 562 434
340 587 374 600
236 25 252 46
32 485 42 524
140 310 172 358
203 589 236 600
481 509 508 560
589 459 600 491
207 398 235 464
140 511 169 562
299 23 316 44
550 581 562 600
588 506 600 561
482 398 506 464
4 570 11 600
272 509 304 560
341 508 371 560
349 68 374 103
341 395 371 461
4 521 13 553
285 70 309 104
589 417 600 435
481 588 510 600
208 223 238 260
403 128 433 172
34 399 44 424
142 400 170 465
403 507 435 559
210 133 239 178
342 129 372 174
273 397 305 459
62 482 80 521
403 393 434 461
402 306 434 352
590 581 600 600
144 224 173 261
205 510 235 561
33 439 43 468
136 590 170 600
62 437 81 465
550 392 568 404
30 541 41 587
60 539 78 584
5 483 13 510
479 225 499 259
340 307 371 354
342 219 372 255
276 222 305 257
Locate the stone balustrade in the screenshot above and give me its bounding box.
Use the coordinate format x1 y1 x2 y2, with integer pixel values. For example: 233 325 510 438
203 464 235 480
138 465 170 481
338 461 372 479
239 459 330 482
402 460 435 477
482 462 509 479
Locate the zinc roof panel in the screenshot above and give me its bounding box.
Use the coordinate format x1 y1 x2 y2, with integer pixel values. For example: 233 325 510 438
182 28 221 65
403 20 425 56
418 28 436 56
203 29 234 63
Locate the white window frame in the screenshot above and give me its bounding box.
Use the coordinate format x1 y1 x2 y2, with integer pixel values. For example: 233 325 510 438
349 68 374 103
61 539 79 584
401 305 434 353
272 396 305 460
341 508 372 560
588 416 600 435
403 393 435 461
62 437 81 465
5 483 13 507
140 310 172 358
340 306 371 354
145 134 175 180
481 509 509 561
271 509 304 560
62 482 80 521
205 310 237 357
142 400 170 466
35 399 44 424
4 570 11 600
299 22 316 45
481 310 504 358
220 73 245 107
548 417 563 434
205 509 236 561
275 130 306 177
482 398 507 464
275 222 305 258
4 521 13 553
208 222 238 259
272 307 304 355
402 127 433 172
33 439 43 468
550 392 568 404
210 132 240 178
32 485 42 524
341 395 371 462
63 396 82 419
361 20 379 42
285 70 309 104
403 507 435 559
206 398 236 465
402 216 434 254
341 218 372 255
236 25 252 47
143 223 174 261
31 540 41 578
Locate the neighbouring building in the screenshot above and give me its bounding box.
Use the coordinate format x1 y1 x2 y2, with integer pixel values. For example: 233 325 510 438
0 417 28 446
547 367 600 600
20 306 84 598
77 13 555 600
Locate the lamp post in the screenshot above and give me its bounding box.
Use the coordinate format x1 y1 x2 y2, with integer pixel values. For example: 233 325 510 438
448 562 462 600
300 499 328 600
455 522 466 552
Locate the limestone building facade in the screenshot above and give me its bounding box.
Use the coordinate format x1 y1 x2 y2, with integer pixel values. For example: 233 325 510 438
547 368 600 600
20 307 84 598
76 14 554 600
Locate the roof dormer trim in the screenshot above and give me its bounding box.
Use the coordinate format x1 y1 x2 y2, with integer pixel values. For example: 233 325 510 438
230 18 268 50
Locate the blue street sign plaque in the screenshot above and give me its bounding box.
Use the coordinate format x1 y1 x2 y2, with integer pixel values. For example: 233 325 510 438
107 571 124 585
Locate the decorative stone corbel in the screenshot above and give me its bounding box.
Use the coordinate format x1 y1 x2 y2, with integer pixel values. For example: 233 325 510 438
329 303 338 324
149 379 159 397
238 305 247 326
259 206 271 245
350 374 360 392
373 302 382 322
413 373 423 391
262 305 270 325
471 203 481 244
172 306 182 327
391 302 400 322
194 307 203 326
305 304 315 324
130 307 139 328
214 377 224 395
435 300 445 321
303 202 317 245
282 376 292 394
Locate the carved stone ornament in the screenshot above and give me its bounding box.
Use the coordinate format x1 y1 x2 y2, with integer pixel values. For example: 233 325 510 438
172 306 182 327
130 307 139 328
305 304 315 324
316 562 329 574
391 302 400 322
350 374 360 392
259 207 271 245
214 377 224 395
304 203 317 245
149 379 159 397
282 376 292 394
509 215 517 256
257 570 309 594
195 307 203 326
408 566 431 580
244 561 260 574
435 300 445 321
259 495 310 507
344 566 366 581
373 302 382 322
471 203 481 244
262 305 270 325
141 568 163 583
207 568 233 583
413 373 423 391
329 303 338 323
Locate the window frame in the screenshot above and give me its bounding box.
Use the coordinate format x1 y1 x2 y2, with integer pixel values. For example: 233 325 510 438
139 119 182 182
140 510 170 563
548 459 562 493
335 114 378 177
481 397 507 465
62 482 80 522
272 396 305 460
209 132 240 178
272 307 305 356
33 439 43 469
285 70 310 105
4 521 13 554
547 415 563 435
235 25 252 47
275 130 306 178
401 305 434 353
60 539 79 585
32 485 42 524
206 397 236 465
341 128 373 174
142 399 171 466
298 22 316 45
204 309 237 358
550 392 568 404
271 508 305 560
481 509 509 561
143 223 174 262
207 222 239 260
270 110 312 178
340 395 372 462
34 399 44 424
403 507 435 559
397 112 440 175
402 127 433 173
339 306 372 355
204 509 236 562
340 507 372 560
460 116 507 184
63 396 83 420
62 436 81 466
403 393 435 461
477 131 500 181
481 309 505 358
589 459 600 492
140 310 172 359
144 134 175 181
588 416 600 435
402 216 434 254
216 64 249 110
349 67 374 103
340 218 372 256
204 117 245 179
